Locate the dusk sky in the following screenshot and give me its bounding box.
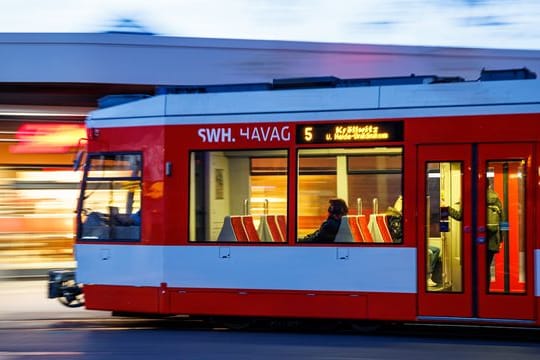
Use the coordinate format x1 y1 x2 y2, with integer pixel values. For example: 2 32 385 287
1 0 539 50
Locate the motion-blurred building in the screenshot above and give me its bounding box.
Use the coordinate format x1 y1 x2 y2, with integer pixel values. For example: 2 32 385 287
1 32 539 275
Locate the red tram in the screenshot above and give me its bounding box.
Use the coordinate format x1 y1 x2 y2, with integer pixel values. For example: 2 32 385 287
51 69 540 326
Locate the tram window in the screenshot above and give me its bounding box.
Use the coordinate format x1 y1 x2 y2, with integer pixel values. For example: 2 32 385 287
425 162 462 292
297 147 403 244
79 153 142 241
189 150 288 242
486 161 526 294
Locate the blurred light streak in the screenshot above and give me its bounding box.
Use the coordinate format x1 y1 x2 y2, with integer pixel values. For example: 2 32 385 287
10 123 86 154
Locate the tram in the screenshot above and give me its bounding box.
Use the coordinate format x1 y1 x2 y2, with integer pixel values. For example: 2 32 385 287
50 68 540 326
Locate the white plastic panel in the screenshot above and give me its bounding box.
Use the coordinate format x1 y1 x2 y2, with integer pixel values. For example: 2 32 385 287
380 80 540 109
75 244 164 286
164 86 380 117
87 95 167 122
75 244 417 293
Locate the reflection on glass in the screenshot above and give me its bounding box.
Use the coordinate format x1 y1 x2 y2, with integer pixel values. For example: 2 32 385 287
79 153 142 241
486 160 526 294
189 150 288 242
297 147 402 243
425 162 462 292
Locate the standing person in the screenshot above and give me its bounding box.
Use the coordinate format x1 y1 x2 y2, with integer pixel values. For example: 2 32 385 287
301 198 349 243
486 187 503 272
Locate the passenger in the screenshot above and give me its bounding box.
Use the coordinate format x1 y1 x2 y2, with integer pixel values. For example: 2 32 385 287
486 187 503 270
427 245 441 287
300 198 349 243
129 209 141 226
441 199 462 221
113 209 141 226
443 187 503 275
386 195 403 243
428 199 461 287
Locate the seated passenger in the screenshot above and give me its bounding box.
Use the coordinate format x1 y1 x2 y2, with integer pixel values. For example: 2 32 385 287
427 245 441 287
113 209 141 226
85 211 107 226
386 195 403 243
300 198 349 243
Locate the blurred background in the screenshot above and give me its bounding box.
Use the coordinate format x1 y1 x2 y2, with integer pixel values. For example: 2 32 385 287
1 0 539 278
1 0 540 49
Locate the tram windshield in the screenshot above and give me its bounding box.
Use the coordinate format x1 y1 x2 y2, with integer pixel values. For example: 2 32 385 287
78 153 142 241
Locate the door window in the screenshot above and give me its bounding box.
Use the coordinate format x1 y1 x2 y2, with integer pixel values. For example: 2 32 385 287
485 161 526 294
425 162 463 292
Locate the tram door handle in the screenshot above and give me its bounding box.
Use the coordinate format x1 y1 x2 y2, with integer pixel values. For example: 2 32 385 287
337 248 349 260
219 247 231 259
476 226 486 244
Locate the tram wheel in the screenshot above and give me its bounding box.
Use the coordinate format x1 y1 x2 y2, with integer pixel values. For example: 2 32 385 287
57 280 85 308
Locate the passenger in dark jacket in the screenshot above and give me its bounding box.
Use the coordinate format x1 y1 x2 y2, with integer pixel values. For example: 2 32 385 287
301 198 349 243
486 188 503 268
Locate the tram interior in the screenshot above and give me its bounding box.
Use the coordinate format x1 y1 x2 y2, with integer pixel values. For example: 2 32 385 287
425 162 463 292
189 147 403 243
425 160 526 294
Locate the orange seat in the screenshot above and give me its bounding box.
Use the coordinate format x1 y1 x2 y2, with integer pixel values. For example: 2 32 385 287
276 215 287 242
357 215 373 242
266 215 284 242
375 214 393 243
348 216 362 242
230 216 248 241
242 215 260 242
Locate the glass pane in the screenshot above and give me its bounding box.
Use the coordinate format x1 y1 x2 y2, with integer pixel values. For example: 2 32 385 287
189 150 288 242
87 154 141 178
299 156 337 174
298 148 402 243
297 174 337 238
80 179 142 241
251 157 287 175
486 161 526 294
425 162 462 292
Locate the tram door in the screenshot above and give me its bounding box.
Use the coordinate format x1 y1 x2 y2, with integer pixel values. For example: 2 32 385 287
417 144 535 321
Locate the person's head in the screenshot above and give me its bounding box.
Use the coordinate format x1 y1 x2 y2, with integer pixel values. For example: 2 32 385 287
328 198 348 217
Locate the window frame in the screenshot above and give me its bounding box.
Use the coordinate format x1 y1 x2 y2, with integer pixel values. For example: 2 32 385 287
296 146 404 245
77 151 143 242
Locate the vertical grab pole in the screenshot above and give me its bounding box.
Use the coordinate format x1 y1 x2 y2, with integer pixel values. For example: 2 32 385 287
264 199 269 215
372 198 379 214
357 198 362 215
243 199 249 216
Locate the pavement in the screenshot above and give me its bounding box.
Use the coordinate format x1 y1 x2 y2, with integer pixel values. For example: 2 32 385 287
0 261 75 280
0 279 108 321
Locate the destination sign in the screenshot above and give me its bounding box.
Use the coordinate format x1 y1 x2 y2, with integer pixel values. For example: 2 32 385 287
296 121 403 144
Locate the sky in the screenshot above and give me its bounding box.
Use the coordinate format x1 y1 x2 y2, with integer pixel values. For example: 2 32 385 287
1 0 540 50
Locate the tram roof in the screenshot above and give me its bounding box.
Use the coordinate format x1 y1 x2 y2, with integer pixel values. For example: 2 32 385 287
87 69 540 127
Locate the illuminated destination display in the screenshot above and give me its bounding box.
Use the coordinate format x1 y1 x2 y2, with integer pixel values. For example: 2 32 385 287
297 121 403 144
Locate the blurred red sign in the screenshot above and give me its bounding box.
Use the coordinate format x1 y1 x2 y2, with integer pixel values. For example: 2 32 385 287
10 123 86 153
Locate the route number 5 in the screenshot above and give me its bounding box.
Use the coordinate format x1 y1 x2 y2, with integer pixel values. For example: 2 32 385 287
304 127 313 142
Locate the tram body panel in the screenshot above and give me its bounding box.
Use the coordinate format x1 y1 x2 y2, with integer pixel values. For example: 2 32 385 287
76 244 416 292
75 73 540 325
76 243 417 319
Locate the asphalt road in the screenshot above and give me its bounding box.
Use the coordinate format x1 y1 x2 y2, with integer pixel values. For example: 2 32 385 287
1 280 539 360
